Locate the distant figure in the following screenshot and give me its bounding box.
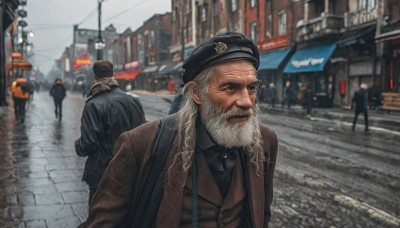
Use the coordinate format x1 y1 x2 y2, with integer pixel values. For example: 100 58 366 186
368 84 383 113
75 60 146 205
258 82 267 103
11 76 30 123
282 80 295 109
26 80 34 101
49 78 67 121
266 83 278 108
167 79 176 93
168 93 183 114
351 83 369 133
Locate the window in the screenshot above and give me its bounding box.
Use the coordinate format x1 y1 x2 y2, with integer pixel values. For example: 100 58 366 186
278 11 287 35
250 22 257 41
368 0 376 11
201 6 207 22
231 0 237 12
358 0 366 10
358 0 376 11
266 15 272 38
250 0 257 8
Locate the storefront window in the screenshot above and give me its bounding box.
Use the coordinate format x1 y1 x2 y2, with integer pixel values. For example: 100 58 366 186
316 74 327 94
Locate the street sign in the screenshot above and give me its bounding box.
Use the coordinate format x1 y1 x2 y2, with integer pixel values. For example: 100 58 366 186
18 10 27 18
18 20 28 27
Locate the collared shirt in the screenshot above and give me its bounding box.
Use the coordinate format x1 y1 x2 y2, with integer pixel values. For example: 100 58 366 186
195 118 216 151
195 118 239 197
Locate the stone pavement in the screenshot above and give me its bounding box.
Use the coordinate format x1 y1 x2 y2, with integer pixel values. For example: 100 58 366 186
0 91 88 227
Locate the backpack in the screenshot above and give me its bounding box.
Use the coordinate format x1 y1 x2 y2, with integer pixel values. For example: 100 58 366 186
17 82 30 94
129 114 176 227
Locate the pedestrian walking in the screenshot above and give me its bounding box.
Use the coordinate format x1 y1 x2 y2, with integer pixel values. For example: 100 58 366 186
283 80 295 108
75 60 146 205
168 93 183 114
49 78 67 121
11 75 30 123
80 32 279 227
258 82 267 103
351 83 369 133
368 84 383 113
267 82 278 108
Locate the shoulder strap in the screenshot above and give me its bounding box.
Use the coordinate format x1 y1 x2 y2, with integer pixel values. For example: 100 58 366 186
131 114 176 227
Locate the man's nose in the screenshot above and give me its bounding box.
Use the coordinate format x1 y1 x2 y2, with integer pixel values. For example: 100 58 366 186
235 90 254 110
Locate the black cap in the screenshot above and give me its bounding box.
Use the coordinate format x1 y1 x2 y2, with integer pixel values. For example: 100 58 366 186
182 32 259 84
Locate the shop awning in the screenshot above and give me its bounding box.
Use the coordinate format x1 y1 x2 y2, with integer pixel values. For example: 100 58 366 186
142 65 159 73
337 26 375 47
259 48 292 70
5 59 32 71
159 61 183 75
375 29 400 42
114 69 141 80
283 44 336 73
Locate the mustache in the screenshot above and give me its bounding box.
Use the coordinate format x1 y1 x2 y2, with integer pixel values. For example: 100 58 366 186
221 107 255 119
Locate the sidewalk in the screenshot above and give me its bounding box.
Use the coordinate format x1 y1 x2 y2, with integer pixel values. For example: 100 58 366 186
0 91 88 227
261 103 400 132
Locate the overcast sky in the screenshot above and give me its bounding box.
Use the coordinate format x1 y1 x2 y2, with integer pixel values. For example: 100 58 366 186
25 0 171 74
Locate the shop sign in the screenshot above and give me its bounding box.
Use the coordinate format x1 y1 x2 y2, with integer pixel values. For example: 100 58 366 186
291 57 325 68
258 35 290 52
125 61 138 69
74 59 92 65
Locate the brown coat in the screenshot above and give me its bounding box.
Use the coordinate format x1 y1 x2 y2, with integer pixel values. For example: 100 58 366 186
81 120 278 228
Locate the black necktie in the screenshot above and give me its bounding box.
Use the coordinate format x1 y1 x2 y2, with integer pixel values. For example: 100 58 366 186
204 146 239 197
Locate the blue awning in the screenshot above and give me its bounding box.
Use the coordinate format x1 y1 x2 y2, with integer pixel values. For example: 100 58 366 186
259 48 292 70
283 44 336 73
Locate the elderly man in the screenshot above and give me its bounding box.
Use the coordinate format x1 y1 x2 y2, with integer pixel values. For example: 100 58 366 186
75 60 146 205
80 33 278 227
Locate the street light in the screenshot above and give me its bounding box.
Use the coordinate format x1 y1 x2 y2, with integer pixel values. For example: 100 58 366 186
95 40 105 60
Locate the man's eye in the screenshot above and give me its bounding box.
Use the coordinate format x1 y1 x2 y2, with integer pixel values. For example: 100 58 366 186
248 85 257 91
225 85 239 91
248 82 260 92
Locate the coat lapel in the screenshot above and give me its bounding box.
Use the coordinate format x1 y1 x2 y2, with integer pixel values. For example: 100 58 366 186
247 155 265 228
220 158 245 210
185 151 223 206
156 140 186 227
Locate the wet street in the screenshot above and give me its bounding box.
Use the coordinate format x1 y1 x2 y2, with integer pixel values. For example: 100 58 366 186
0 90 399 227
0 91 88 227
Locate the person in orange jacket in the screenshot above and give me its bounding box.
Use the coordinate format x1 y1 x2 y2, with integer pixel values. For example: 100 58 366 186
11 76 30 123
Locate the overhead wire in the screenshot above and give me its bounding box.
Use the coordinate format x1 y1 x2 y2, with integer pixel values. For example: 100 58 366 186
104 0 147 22
34 34 73 52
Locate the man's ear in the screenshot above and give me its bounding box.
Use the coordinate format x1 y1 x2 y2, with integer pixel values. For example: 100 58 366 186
188 82 201 104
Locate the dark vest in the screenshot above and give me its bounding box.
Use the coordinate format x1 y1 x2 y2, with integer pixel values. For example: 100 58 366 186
179 152 246 227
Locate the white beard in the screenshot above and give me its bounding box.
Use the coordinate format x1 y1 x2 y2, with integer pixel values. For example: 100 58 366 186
200 95 258 148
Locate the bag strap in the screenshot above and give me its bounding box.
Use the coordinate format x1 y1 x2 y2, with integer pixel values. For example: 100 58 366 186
131 114 176 227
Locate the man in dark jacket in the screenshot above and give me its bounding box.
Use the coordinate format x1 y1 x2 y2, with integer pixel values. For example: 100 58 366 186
49 78 66 121
351 83 369 133
81 32 278 227
75 60 146 204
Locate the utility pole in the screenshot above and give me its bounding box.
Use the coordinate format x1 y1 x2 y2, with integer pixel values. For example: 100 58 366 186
96 0 104 60
0 0 6 106
179 0 185 61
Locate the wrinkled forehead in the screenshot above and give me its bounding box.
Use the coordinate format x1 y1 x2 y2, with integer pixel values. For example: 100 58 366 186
212 60 257 77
